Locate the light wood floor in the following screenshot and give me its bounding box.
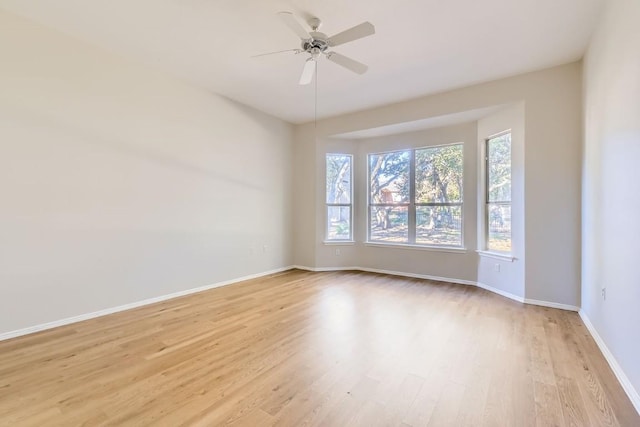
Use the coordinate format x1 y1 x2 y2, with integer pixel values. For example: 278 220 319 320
0 270 638 426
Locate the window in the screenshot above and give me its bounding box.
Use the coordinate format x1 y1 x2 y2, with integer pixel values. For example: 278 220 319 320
485 132 512 253
326 154 353 241
368 144 463 247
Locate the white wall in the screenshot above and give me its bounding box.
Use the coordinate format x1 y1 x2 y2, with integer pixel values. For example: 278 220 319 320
294 62 582 307
0 11 293 335
477 103 525 299
582 0 640 407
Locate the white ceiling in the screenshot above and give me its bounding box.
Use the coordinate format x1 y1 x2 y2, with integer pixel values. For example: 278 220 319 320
333 106 507 139
1 0 602 124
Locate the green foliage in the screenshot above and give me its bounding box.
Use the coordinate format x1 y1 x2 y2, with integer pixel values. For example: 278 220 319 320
368 145 463 205
369 150 410 203
335 222 349 235
487 134 511 202
415 144 463 204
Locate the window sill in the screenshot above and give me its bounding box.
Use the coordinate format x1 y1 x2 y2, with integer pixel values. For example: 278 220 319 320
364 242 467 254
476 250 516 262
323 240 355 246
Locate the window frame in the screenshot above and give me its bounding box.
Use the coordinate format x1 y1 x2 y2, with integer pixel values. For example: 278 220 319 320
483 130 512 255
325 153 354 242
367 143 464 248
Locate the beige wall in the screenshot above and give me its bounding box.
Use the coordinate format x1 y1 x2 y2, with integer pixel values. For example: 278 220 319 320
292 124 317 268
294 62 582 307
0 11 294 334
582 0 640 404
355 124 477 280
318 124 479 281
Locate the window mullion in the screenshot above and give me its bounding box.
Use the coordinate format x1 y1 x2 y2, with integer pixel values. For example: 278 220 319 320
408 149 416 244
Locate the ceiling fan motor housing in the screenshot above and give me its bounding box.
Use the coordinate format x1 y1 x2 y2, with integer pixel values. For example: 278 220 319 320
271 11 375 84
302 32 330 54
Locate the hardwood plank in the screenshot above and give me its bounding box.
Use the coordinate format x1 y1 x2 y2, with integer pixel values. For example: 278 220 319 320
0 270 637 426
534 381 565 427
557 376 592 427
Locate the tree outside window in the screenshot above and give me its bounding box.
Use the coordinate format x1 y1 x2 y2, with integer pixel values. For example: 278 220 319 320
368 144 463 246
326 154 352 240
485 133 512 253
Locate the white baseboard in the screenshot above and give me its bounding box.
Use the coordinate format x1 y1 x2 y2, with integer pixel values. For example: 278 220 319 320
6 265 633 414
0 264 580 343
476 281 525 303
0 266 294 342
293 265 578 312
292 265 359 272
293 264 476 286
357 266 479 287
524 298 579 312
579 310 640 415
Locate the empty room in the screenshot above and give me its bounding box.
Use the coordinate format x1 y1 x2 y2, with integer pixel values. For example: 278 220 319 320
1 0 639 425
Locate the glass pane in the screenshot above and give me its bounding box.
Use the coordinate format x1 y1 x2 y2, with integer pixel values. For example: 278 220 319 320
487 134 511 202
327 206 351 240
326 154 352 204
487 204 511 252
415 144 463 203
416 205 462 246
369 206 408 243
369 150 410 204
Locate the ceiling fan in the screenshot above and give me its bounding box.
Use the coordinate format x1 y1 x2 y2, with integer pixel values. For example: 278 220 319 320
255 12 375 85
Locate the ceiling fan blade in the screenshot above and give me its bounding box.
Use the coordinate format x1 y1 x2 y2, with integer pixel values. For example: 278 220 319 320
328 22 375 47
251 48 301 58
278 11 311 40
299 58 316 85
326 52 368 74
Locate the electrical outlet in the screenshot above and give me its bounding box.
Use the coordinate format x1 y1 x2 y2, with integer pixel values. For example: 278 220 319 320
493 263 501 272
601 288 606 300
335 248 341 256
